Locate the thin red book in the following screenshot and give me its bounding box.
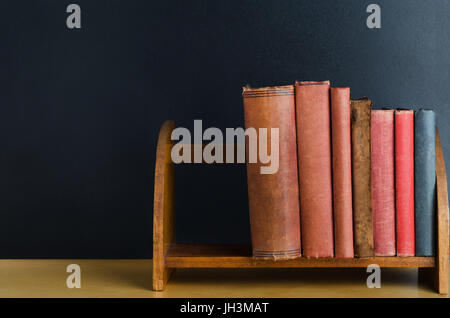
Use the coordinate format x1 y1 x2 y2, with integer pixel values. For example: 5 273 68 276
395 110 415 256
295 81 334 258
371 110 396 256
331 87 354 258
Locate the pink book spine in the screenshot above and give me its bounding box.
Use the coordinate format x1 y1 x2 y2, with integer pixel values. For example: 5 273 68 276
371 110 396 256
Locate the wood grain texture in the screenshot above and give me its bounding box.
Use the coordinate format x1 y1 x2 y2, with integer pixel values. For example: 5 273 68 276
165 244 434 268
152 120 176 291
435 129 449 294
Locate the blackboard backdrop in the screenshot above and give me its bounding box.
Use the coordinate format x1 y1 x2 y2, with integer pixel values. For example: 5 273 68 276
0 0 449 258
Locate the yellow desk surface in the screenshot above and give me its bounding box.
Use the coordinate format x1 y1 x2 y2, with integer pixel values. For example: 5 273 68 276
0 260 448 298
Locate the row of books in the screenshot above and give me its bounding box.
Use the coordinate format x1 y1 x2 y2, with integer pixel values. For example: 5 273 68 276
242 81 436 259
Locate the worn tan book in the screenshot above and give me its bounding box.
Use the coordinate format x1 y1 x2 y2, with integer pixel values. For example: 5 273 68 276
350 98 374 257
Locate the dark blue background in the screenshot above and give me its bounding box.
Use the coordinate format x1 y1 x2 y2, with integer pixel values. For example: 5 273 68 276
0 0 448 258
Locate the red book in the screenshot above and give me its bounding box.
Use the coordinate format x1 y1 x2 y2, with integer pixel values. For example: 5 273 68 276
295 81 334 258
330 87 354 258
243 85 301 260
371 110 396 256
395 110 415 256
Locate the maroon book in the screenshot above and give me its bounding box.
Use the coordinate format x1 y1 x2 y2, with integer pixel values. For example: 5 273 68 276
331 87 354 258
371 110 396 256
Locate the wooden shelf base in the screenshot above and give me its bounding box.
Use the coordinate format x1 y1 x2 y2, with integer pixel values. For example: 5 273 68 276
165 244 435 268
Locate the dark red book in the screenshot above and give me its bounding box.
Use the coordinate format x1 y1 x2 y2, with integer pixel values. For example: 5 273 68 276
331 87 354 258
371 110 396 256
395 110 415 256
295 81 334 258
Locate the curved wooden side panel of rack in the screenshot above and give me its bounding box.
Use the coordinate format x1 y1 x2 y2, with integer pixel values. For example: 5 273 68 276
152 120 449 294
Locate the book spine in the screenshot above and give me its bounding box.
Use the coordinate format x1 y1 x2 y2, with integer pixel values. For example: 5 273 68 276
371 110 396 256
395 110 415 256
350 98 374 257
331 87 354 258
415 109 436 256
295 81 334 258
243 85 301 260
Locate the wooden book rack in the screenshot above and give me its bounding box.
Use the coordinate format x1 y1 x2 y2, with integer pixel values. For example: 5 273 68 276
152 120 449 294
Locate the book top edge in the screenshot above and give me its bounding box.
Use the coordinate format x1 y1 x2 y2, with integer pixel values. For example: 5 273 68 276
416 109 436 113
372 109 395 113
295 80 330 86
350 98 372 106
242 85 294 97
351 96 370 101
242 85 293 92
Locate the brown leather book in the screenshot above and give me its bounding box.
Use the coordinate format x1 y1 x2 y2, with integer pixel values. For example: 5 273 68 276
350 98 374 257
295 81 334 258
243 85 301 260
331 87 354 258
